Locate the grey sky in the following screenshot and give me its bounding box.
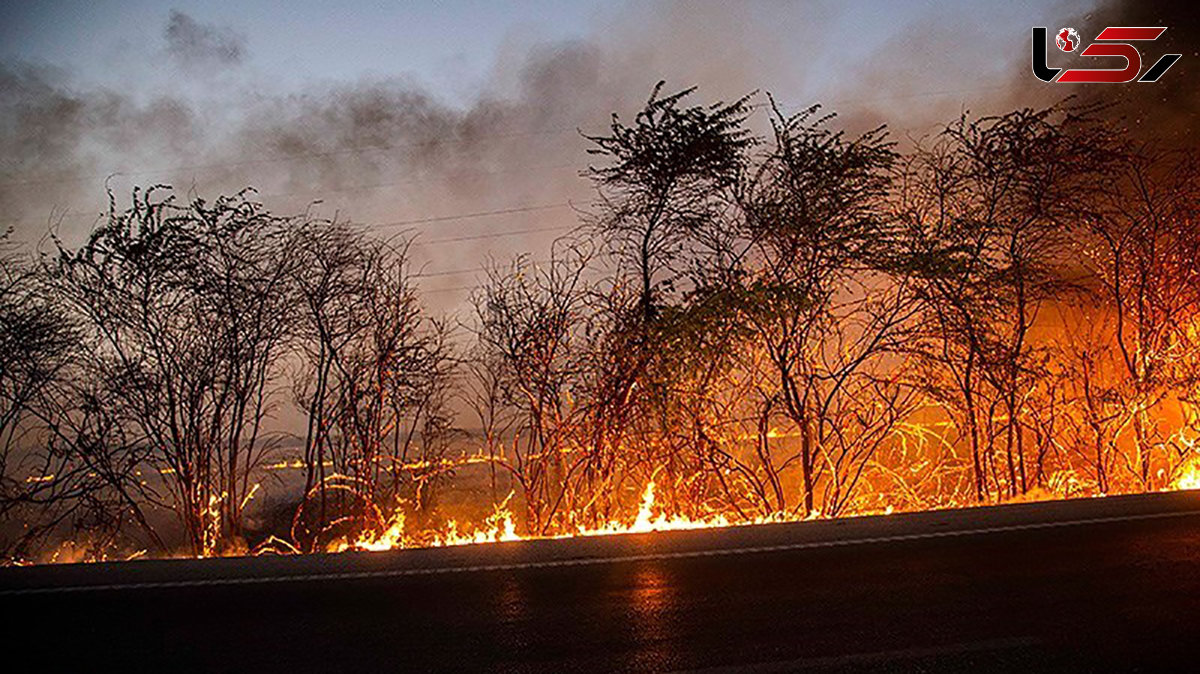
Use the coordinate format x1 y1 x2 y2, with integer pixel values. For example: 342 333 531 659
2 1 1087 105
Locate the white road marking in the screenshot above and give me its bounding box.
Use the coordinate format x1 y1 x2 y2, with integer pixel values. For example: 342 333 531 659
3 508 1198 596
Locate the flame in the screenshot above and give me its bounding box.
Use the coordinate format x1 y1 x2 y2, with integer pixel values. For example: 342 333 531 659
574 481 737 536
330 481 777 554
1172 455 1200 491
262 452 499 473
332 496 522 553
21 430 1200 565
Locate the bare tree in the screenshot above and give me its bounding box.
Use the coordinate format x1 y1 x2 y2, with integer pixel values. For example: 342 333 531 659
48 187 301 555
0 228 97 557
469 240 595 534
289 221 453 550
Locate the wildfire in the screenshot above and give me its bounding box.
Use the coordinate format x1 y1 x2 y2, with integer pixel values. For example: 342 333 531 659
330 481 754 553
1172 455 1200 491
575 481 739 536
262 452 500 474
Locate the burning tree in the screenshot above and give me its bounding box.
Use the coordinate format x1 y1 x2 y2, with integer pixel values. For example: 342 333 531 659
581 83 757 516
719 102 919 516
1076 147 1200 490
6 84 1200 563
897 104 1120 502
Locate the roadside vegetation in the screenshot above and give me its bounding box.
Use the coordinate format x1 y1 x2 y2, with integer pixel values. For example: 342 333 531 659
2 85 1198 561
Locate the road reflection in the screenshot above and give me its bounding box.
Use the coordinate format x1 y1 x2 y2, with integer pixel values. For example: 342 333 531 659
623 561 684 670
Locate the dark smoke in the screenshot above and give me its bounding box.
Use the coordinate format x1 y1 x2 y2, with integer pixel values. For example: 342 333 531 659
1 0 1192 298
0 61 200 238
832 0 1195 147
0 1 794 294
1074 0 1198 144
164 10 246 72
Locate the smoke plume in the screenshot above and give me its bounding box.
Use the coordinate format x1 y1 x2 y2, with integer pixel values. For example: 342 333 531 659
0 0 1193 309
164 10 247 72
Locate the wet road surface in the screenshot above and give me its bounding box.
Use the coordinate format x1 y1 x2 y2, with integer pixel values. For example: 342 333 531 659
4 491 1200 672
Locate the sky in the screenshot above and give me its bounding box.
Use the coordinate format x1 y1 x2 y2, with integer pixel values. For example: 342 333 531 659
1 1 1074 105
4 0 1188 314
1 1 601 105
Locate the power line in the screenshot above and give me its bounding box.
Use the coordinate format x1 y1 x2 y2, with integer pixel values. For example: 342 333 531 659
7 196 583 236
413 256 550 278
7 163 583 225
418 223 575 245
255 162 579 200
418 257 599 295
4 198 586 290
413 267 482 279
414 250 567 283
423 284 479 294
371 202 573 229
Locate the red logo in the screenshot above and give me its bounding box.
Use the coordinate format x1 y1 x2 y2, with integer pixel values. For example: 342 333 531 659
1056 27 1079 52
1032 26 1181 83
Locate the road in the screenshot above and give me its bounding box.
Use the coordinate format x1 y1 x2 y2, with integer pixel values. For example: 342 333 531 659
4 492 1200 672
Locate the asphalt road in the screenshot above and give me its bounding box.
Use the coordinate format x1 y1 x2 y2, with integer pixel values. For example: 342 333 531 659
4 492 1200 673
